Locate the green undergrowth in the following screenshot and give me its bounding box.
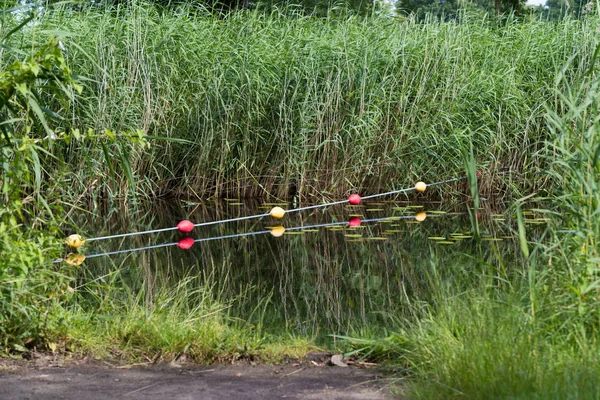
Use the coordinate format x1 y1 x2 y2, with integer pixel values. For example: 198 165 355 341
59 274 316 363
342 37 600 399
344 286 600 399
2 4 600 395
0 11 316 361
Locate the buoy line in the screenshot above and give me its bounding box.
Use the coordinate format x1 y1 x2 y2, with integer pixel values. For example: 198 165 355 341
82 213 272 243
56 212 453 265
63 174 476 251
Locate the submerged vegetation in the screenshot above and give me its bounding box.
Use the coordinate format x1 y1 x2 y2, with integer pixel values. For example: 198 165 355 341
1 2 600 399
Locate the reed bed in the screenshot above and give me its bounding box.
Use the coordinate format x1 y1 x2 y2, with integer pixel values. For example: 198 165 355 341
8 5 595 200
342 43 600 399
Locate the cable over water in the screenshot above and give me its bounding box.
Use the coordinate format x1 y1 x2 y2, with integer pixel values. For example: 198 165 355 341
67 175 469 245
56 211 460 264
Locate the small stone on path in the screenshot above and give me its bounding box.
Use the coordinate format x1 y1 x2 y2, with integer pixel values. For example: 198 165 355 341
330 355 348 368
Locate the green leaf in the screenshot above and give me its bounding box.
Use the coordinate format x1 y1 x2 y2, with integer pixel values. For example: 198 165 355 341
28 62 40 77
37 195 54 220
25 93 53 136
15 83 28 95
145 135 193 144
119 144 135 192
12 344 27 353
101 142 116 180
0 118 24 127
1 12 35 43
29 146 41 194
515 203 529 258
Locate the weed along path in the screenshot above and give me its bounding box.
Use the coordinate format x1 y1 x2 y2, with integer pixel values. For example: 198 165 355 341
0 359 394 400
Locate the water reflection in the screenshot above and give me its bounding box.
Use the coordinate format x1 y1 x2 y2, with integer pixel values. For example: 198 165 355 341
69 200 527 342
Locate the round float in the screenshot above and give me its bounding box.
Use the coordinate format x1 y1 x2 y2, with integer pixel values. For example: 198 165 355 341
66 234 85 248
65 253 86 266
270 226 286 237
348 217 362 227
177 220 194 233
270 207 286 219
178 237 195 249
415 211 427 222
415 182 427 193
348 194 362 205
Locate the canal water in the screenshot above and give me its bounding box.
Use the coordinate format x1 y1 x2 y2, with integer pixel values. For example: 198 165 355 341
71 199 539 343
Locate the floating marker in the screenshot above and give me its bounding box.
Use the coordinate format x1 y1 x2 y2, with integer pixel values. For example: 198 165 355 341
69 175 466 246
415 182 427 193
177 237 195 249
177 220 194 233
66 234 85 248
415 211 427 222
348 217 362 227
348 194 362 205
270 226 286 237
270 207 286 219
65 253 86 266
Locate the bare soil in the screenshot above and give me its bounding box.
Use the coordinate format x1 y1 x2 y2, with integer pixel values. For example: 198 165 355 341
0 355 398 399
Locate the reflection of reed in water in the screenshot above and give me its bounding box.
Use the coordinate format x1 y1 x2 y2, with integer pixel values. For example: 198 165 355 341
74 200 526 340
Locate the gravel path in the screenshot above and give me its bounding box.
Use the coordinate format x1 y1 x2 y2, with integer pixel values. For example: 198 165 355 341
0 359 396 399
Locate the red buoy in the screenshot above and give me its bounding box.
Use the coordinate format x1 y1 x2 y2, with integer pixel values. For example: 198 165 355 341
348 217 362 227
178 237 195 249
348 194 361 205
177 220 194 233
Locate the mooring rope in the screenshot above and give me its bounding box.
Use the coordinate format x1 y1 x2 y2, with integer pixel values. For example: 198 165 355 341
84 212 272 242
86 230 272 259
85 226 180 242
65 175 470 247
361 176 464 200
55 230 271 263
57 212 448 264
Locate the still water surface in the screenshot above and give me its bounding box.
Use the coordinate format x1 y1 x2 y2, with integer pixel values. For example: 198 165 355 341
72 199 529 343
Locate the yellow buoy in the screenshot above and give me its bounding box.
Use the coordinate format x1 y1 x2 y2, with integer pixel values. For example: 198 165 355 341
415 181 427 193
415 211 427 222
270 206 286 219
65 253 86 266
270 226 286 237
66 234 85 248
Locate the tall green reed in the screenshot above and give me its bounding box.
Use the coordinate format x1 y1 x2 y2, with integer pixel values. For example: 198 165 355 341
340 20 600 398
541 42 600 340
12 5 594 200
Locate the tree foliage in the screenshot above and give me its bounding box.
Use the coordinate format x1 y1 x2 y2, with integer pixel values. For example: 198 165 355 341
395 0 527 20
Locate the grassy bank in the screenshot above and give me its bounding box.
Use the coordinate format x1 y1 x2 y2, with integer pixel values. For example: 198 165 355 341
343 47 600 399
6 5 596 200
345 285 600 399
58 273 315 362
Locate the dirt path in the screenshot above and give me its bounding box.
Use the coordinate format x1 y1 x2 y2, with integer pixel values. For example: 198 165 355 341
0 359 396 399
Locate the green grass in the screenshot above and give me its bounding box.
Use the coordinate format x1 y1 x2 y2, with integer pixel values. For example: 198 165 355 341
56 272 317 362
349 288 600 400
342 38 600 399
4 5 596 200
